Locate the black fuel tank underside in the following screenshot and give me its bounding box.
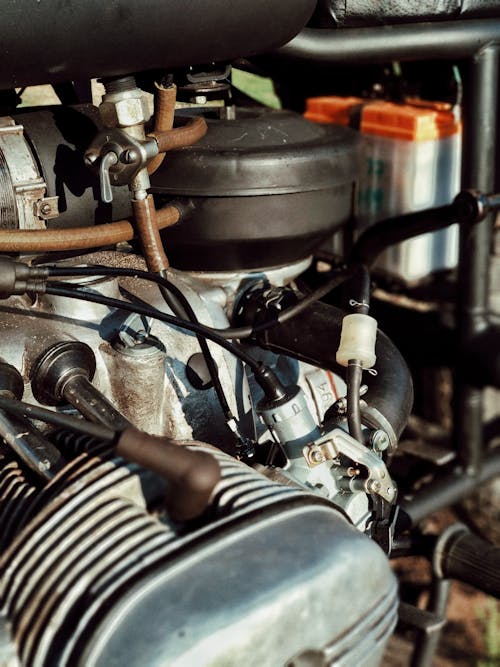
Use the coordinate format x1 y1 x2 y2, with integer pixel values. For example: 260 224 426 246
0 0 316 89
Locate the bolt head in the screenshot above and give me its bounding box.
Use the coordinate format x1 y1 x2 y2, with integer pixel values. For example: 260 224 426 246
84 152 98 166
368 479 381 493
310 450 324 464
371 429 390 452
123 149 139 164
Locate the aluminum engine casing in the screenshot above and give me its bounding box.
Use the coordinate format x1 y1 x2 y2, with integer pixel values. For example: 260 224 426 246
0 445 397 667
0 250 397 665
0 251 248 449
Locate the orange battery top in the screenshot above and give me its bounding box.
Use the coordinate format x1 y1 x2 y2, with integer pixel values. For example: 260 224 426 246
361 101 460 141
304 96 364 126
305 96 460 141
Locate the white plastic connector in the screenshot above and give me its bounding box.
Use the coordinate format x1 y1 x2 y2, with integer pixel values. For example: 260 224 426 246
336 313 377 369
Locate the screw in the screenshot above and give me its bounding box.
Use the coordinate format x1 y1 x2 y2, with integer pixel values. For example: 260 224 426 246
371 429 390 452
122 149 139 164
40 203 52 216
332 397 347 416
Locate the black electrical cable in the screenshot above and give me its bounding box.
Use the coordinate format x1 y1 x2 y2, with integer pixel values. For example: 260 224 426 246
45 282 289 401
44 282 266 374
0 396 116 441
46 263 359 339
48 263 235 422
157 271 235 424
346 361 364 443
344 264 371 443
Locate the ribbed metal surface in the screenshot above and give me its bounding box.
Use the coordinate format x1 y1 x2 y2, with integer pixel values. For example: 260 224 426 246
0 453 36 552
0 148 17 229
322 580 398 666
0 447 397 667
0 447 314 667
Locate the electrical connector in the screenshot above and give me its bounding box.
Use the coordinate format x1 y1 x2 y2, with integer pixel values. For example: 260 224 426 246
0 258 48 299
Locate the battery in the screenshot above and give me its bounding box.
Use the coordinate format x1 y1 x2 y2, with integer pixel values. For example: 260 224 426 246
305 96 462 284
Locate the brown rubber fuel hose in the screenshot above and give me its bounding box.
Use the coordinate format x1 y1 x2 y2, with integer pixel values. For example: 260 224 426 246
151 115 208 153
132 194 169 272
116 427 221 522
147 82 177 176
0 204 180 253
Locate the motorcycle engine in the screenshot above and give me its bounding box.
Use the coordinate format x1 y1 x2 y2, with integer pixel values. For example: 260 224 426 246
0 5 412 660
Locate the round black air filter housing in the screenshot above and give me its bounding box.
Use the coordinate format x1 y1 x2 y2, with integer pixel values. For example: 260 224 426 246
150 108 361 271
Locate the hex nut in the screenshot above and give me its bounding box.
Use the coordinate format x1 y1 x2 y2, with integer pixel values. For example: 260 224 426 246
100 96 146 128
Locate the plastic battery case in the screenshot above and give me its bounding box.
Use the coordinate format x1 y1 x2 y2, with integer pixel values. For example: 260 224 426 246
305 97 462 284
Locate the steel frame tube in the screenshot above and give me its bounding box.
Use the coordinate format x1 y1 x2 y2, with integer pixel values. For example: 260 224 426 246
456 46 499 475
411 578 451 667
401 447 500 526
278 19 500 65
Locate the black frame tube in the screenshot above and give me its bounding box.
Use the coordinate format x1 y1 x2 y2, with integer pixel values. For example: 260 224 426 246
411 577 451 667
278 18 500 514
277 19 500 65
456 46 499 475
401 447 500 526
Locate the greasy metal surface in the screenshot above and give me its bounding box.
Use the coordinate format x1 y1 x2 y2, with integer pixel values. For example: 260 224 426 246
0 251 246 446
0 445 397 666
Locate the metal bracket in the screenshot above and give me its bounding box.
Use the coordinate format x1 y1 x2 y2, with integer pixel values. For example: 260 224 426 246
303 428 397 503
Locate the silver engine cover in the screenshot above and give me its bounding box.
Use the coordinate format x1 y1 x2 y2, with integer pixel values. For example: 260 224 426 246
0 446 397 667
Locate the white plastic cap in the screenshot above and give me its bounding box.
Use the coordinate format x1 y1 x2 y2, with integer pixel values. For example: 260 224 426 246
336 313 377 369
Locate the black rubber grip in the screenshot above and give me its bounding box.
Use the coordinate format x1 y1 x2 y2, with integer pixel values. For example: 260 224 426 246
438 526 500 598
